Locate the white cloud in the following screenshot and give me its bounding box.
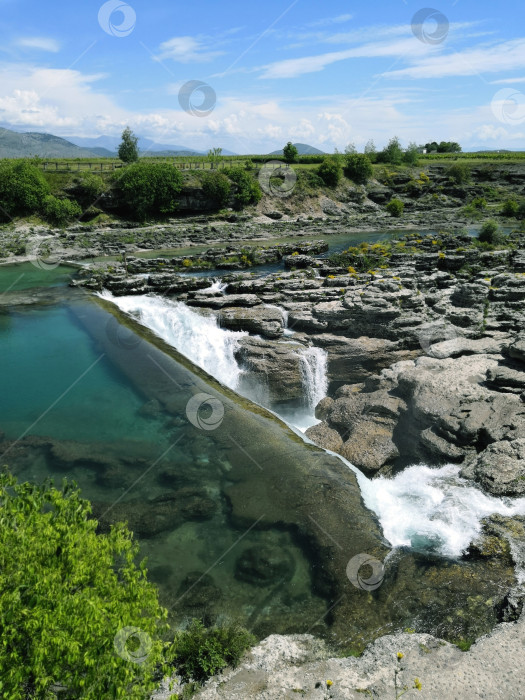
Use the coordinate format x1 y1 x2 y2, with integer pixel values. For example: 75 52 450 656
383 39 525 79
259 38 430 79
307 14 353 28
16 37 60 53
490 76 525 84
156 36 225 63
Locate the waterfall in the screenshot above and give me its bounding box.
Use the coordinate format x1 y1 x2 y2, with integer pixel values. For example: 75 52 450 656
103 293 245 389
102 291 525 566
299 347 328 412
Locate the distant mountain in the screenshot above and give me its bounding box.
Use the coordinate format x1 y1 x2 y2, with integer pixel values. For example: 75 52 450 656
0 127 104 158
269 142 326 156
68 134 237 157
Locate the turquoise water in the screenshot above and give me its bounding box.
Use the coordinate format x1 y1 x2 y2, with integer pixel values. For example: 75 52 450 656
0 262 77 292
0 304 169 445
0 294 330 637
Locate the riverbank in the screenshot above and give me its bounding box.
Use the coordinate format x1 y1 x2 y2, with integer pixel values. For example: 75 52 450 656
154 612 525 699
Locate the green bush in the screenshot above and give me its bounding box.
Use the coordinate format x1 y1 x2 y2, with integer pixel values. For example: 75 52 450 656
470 196 487 210
113 162 183 220
518 202 525 220
227 168 262 209
43 195 82 226
317 156 343 187
377 137 404 165
501 199 519 217
386 198 404 217
343 153 373 184
71 172 107 206
0 469 167 699
166 620 255 683
0 160 50 221
478 219 506 245
446 163 471 184
201 171 231 208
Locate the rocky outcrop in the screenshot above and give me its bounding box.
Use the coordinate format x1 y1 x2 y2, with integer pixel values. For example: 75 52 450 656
218 306 284 338
461 439 525 496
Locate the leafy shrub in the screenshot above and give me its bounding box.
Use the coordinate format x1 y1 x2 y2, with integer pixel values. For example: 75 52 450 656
227 167 262 208
446 163 471 184
386 198 404 217
317 156 343 187
166 620 256 683
377 137 404 165
478 219 506 245
0 160 50 220
470 196 487 210
501 199 519 217
43 195 82 226
70 172 107 206
343 153 373 184
201 171 232 208
113 162 183 220
518 202 525 220
0 469 167 699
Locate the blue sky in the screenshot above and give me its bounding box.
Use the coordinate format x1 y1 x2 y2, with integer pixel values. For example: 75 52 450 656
0 0 524 152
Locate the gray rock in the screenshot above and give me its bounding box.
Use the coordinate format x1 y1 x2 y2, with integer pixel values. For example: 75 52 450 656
219 306 284 339
462 439 525 496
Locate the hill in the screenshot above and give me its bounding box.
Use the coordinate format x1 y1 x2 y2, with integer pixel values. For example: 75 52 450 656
269 142 325 156
0 127 107 158
68 135 237 157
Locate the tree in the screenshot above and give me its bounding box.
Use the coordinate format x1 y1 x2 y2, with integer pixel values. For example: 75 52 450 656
202 171 231 208
344 143 357 155
317 156 343 187
404 142 420 166
344 153 373 184
364 139 377 163
0 469 166 699
114 162 183 220
0 160 50 221
227 168 262 208
380 137 404 165
118 126 139 163
208 147 223 169
283 142 298 164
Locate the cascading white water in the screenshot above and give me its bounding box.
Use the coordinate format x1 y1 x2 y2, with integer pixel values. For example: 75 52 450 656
202 279 228 294
103 292 245 389
357 463 525 560
299 347 328 413
102 291 525 566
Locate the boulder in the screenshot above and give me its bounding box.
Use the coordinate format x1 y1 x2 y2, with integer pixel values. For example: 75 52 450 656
461 439 525 496
219 306 284 339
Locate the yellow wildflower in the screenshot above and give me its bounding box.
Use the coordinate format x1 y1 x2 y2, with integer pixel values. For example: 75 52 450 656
326 679 333 687
397 652 404 660
414 678 422 691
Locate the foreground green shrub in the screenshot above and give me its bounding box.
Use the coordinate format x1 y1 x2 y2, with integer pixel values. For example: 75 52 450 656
0 469 167 699
0 160 50 221
343 153 373 184
113 162 183 220
478 219 506 245
201 171 231 208
227 167 262 209
386 198 404 217
166 620 256 683
317 156 343 187
43 195 82 226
